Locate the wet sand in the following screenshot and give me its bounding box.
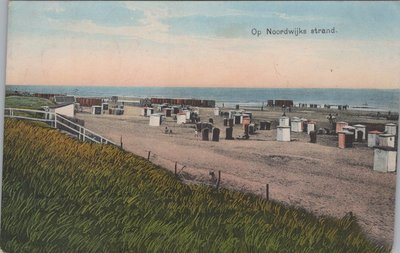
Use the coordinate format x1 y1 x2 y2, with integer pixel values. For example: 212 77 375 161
76 106 396 246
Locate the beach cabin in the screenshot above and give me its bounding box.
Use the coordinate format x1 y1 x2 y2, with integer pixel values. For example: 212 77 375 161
353 124 367 141
102 103 109 113
338 131 354 149
146 108 154 117
228 110 239 119
368 130 383 147
163 108 172 117
149 113 163 127
91 106 102 115
54 96 75 105
157 103 169 112
228 118 234 127
234 114 241 125
336 122 348 133
342 126 356 141
176 113 187 124
182 110 191 120
277 126 290 142
291 119 302 132
242 116 251 127
192 107 200 114
225 127 234 140
307 121 316 135
243 111 253 119
249 124 256 135
373 146 397 172
240 114 250 124
172 106 180 114
115 108 124 115
259 121 267 130
378 134 395 148
49 103 75 118
109 107 124 115
214 107 220 116
212 128 220 141
300 118 308 132
279 117 290 127
385 123 397 136
260 121 271 130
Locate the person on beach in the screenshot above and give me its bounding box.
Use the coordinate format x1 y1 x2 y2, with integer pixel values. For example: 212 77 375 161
328 113 333 124
164 126 169 134
194 129 199 138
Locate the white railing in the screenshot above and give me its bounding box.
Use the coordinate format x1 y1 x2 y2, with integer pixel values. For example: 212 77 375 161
4 108 117 146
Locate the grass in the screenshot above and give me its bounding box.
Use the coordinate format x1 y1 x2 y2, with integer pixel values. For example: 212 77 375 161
5 96 56 123
1 119 389 253
5 96 55 110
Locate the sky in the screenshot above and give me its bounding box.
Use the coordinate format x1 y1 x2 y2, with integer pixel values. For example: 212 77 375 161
5 1 400 89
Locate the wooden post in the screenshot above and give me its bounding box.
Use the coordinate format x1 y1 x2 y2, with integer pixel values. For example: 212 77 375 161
83 128 86 141
216 170 221 189
266 184 269 201
120 136 123 149
147 151 151 160
174 162 177 176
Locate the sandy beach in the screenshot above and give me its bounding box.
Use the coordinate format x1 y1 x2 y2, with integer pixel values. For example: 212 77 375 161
76 106 396 246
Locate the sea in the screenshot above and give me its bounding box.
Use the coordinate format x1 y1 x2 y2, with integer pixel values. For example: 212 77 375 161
6 85 400 112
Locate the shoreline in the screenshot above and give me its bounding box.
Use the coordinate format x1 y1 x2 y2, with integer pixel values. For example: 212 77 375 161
5 85 399 113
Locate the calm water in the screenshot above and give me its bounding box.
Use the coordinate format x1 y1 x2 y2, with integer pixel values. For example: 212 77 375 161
7 85 399 112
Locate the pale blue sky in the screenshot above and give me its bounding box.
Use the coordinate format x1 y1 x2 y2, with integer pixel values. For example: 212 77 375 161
6 1 400 88
8 1 400 40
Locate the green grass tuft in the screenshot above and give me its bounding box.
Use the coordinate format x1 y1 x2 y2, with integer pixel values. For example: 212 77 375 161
5 96 55 110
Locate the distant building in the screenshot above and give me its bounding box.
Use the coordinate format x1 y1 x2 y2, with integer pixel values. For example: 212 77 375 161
48 103 75 118
54 96 75 104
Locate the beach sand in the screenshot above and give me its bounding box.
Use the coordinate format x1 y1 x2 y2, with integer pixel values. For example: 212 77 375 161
77 106 396 246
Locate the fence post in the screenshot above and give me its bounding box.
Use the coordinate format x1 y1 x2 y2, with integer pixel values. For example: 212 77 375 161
120 136 123 149
174 162 177 176
54 114 57 129
147 151 151 160
216 170 221 189
266 184 269 201
83 128 86 141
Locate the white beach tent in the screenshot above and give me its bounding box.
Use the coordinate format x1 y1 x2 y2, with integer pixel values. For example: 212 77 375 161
279 116 289 127
176 113 187 124
213 107 220 116
276 126 290 142
373 146 397 173
149 113 163 126
354 124 367 140
291 119 302 132
385 123 397 136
